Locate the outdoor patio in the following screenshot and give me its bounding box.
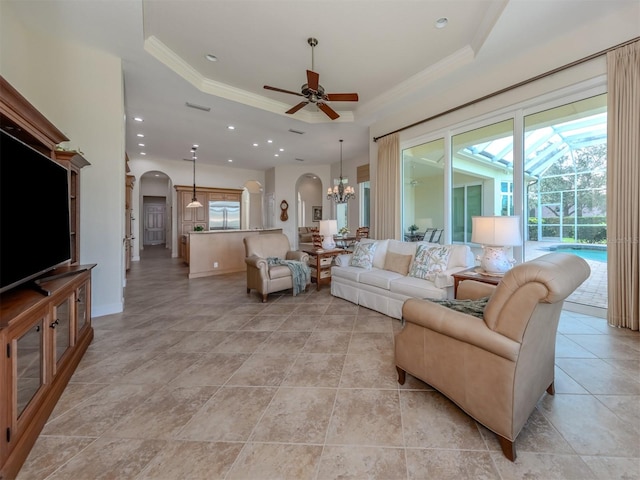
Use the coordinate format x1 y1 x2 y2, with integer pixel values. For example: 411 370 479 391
524 241 607 311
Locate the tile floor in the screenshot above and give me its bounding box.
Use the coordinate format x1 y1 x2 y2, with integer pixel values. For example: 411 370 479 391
17 245 639 479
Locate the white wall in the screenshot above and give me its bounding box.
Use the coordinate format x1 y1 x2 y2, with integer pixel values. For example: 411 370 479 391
1 3 126 317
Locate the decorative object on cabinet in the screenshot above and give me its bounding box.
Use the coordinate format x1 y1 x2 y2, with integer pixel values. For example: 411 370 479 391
327 139 355 204
186 145 203 209
279 200 289 221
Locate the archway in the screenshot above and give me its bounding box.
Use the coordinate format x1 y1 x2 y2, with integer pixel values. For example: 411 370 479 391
295 173 323 248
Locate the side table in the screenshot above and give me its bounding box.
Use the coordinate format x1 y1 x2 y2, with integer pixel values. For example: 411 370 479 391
303 248 346 291
451 267 502 297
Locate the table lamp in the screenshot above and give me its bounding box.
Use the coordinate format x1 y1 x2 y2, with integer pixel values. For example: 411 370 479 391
319 219 338 250
471 216 522 275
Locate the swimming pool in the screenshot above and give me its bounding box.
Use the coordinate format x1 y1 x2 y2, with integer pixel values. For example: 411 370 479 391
547 244 607 263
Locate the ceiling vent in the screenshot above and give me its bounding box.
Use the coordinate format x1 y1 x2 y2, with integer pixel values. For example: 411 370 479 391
288 128 305 135
295 158 305 162
185 102 211 112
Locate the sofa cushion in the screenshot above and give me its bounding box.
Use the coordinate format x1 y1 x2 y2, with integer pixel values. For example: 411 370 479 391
446 244 473 268
409 244 452 280
331 264 365 282
383 251 413 275
360 239 389 269
350 242 378 269
389 275 448 299
359 269 404 290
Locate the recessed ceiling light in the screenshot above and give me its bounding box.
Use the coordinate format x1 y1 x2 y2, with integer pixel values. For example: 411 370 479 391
252 143 259 147
137 133 144 137
205 54 218 62
267 139 273 143
138 143 145 147
227 125 235 130
228 159 233 163
134 117 143 122
274 154 279 157
140 152 146 155
279 148 284 152
435 17 448 28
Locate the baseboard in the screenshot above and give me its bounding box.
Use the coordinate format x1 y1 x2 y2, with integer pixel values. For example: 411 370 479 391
563 301 607 319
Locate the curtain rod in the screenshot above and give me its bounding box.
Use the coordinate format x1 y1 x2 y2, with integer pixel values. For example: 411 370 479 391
373 36 640 142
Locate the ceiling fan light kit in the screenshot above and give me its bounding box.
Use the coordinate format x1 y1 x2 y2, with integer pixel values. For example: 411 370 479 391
264 37 359 120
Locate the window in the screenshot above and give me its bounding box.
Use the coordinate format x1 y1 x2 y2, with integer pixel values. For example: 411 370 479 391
401 138 445 241
359 181 370 227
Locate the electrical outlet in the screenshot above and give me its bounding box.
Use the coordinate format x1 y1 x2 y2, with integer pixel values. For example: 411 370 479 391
213 262 219 268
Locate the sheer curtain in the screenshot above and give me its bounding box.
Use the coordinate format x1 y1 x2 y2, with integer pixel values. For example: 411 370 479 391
607 40 640 330
374 133 400 240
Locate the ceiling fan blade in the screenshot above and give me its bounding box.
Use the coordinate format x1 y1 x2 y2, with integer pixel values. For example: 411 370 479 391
264 85 303 97
326 93 359 102
318 102 340 120
286 102 309 114
307 70 320 91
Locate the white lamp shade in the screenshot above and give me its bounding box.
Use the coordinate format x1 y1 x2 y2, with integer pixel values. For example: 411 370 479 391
319 219 338 237
471 216 522 246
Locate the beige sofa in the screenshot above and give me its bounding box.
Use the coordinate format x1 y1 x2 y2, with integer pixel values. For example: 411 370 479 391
395 253 590 461
244 233 310 302
330 239 474 319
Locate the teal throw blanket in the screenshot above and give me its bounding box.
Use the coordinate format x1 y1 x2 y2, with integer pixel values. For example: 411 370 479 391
267 257 310 296
429 296 490 319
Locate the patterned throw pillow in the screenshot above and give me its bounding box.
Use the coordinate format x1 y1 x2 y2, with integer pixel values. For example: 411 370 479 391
350 242 378 269
409 244 452 280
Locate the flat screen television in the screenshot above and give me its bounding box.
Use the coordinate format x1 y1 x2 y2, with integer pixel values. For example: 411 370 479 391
1 129 71 294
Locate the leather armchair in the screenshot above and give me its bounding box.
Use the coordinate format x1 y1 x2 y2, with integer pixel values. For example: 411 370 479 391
244 233 310 302
395 253 590 461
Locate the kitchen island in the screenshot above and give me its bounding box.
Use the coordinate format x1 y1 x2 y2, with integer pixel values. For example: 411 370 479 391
185 228 282 278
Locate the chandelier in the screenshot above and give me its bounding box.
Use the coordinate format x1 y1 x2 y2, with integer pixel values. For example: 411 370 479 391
327 139 355 204
186 145 203 208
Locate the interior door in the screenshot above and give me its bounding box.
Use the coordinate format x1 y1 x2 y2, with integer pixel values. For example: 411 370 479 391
144 203 166 245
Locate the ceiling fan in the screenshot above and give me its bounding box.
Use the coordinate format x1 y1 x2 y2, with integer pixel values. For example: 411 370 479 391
264 37 359 120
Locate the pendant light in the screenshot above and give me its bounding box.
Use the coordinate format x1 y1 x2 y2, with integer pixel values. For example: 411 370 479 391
186 145 203 208
327 139 355 204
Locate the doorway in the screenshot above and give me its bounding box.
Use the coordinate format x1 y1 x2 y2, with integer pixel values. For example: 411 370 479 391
143 198 166 246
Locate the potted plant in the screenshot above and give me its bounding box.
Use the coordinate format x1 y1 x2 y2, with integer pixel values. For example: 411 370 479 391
408 224 419 234
338 226 350 237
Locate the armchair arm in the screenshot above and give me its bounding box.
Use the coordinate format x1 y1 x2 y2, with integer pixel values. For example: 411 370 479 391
245 255 268 271
457 280 497 300
402 298 519 361
286 251 309 263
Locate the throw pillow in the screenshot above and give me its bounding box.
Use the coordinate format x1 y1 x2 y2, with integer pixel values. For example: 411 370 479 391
383 251 413 275
429 296 490 319
409 245 452 280
350 242 378 269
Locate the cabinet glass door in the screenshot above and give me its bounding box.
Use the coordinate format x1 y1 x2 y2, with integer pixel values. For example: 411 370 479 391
54 297 72 365
77 283 88 333
17 320 44 417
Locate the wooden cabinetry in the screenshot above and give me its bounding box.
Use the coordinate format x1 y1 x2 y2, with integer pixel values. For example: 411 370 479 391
0 265 95 479
125 175 135 271
54 151 90 265
175 186 243 257
0 76 94 478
